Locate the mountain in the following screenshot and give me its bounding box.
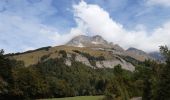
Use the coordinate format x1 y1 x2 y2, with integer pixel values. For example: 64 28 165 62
66 35 108 47
66 35 156 61
9 45 135 71
149 51 165 62
126 47 153 61
66 35 124 52
8 35 162 72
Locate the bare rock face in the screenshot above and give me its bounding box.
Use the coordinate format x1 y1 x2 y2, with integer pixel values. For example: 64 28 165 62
92 35 108 45
66 35 90 47
66 35 124 52
65 59 72 66
71 53 135 71
96 59 135 71
75 54 93 67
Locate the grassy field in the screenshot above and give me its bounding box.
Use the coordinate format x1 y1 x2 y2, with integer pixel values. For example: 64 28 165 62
38 96 104 100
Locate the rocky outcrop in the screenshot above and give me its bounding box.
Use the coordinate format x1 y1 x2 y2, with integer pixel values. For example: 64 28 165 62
75 54 93 67
96 59 135 71
64 53 135 71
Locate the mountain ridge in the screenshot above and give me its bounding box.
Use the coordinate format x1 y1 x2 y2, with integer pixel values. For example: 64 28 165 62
66 35 124 52
8 35 163 72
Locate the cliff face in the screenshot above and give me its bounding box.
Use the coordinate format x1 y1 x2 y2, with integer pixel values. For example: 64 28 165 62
65 52 135 71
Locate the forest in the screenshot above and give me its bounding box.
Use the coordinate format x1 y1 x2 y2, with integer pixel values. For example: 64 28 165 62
0 46 170 100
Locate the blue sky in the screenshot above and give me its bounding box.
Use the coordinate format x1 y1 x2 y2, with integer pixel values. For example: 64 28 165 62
0 0 170 53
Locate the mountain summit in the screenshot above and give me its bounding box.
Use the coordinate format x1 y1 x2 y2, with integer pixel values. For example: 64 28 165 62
65 35 162 61
66 35 124 51
66 35 108 47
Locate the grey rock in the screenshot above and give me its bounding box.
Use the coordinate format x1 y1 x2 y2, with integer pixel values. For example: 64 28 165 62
75 54 93 67
96 59 135 71
65 59 72 66
74 53 135 71
66 35 124 52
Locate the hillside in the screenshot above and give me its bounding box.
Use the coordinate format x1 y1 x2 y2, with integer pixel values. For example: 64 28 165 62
1 36 168 100
8 35 157 71
9 45 134 71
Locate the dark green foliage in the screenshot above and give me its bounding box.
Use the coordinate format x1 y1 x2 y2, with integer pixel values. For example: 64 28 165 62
0 49 152 100
34 58 143 99
40 54 51 61
121 55 143 66
0 49 26 100
1 47 169 100
113 64 123 76
103 92 116 100
154 46 170 100
11 67 49 99
59 50 67 58
143 79 152 100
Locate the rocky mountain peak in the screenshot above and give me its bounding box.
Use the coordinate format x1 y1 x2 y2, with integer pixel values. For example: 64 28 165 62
66 35 125 52
92 35 108 45
127 47 147 55
66 35 107 47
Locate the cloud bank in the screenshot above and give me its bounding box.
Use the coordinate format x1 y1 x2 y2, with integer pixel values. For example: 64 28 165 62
72 0 170 52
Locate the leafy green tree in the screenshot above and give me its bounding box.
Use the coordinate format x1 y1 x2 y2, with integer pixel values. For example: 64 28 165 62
155 46 170 100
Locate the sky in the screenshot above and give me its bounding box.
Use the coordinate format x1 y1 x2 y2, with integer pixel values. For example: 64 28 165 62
0 0 170 53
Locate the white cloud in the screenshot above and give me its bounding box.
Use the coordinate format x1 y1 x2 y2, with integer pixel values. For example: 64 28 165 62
0 13 81 53
147 0 170 7
0 0 81 53
1 0 170 53
73 1 125 42
72 0 170 52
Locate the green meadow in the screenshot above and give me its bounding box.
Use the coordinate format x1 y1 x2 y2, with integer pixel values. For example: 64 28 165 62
38 96 104 100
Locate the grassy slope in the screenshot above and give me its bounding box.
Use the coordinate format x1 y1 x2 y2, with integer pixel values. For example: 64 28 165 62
38 96 103 100
11 45 112 66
